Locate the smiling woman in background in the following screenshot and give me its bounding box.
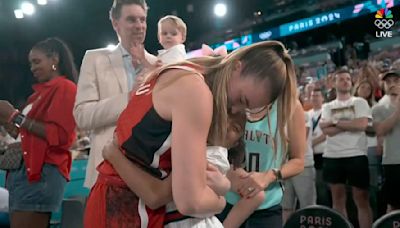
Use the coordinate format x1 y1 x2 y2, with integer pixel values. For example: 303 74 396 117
0 37 77 228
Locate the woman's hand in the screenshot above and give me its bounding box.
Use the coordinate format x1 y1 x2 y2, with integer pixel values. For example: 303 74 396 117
227 168 247 192
102 135 121 165
206 163 231 196
3 123 19 139
0 101 16 124
238 171 275 198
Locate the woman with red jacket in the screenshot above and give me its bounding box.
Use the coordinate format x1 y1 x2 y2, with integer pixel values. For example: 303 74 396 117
0 37 77 228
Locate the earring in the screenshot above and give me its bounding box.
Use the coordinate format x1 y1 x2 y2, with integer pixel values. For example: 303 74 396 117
52 64 57 71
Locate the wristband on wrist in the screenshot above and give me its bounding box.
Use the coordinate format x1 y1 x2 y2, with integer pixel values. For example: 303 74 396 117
271 168 283 182
7 109 20 123
12 113 26 128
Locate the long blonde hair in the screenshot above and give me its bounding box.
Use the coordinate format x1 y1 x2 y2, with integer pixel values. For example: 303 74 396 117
145 41 297 149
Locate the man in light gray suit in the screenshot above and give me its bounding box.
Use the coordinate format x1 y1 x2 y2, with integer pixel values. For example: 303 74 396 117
74 0 157 188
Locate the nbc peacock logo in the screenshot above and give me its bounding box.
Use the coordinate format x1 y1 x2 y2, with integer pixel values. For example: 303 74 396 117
374 2 395 37
375 8 393 19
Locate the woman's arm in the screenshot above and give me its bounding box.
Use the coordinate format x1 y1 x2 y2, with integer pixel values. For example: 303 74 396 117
103 138 230 210
165 75 225 216
206 163 231 196
0 100 47 139
281 100 306 179
238 101 306 198
103 137 172 210
223 191 264 228
226 167 247 192
224 168 264 227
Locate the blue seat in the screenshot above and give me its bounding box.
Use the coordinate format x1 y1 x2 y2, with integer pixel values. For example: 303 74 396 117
0 212 9 226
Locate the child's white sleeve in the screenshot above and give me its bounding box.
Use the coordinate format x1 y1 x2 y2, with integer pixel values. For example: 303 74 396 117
158 44 187 64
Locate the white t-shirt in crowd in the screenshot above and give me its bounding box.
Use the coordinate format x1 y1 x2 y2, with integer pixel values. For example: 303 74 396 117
321 96 370 158
308 108 326 155
157 44 186 64
367 117 377 147
378 95 390 105
304 112 314 167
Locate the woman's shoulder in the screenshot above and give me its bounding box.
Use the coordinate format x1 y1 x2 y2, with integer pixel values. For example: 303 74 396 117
57 77 76 89
48 77 77 96
157 68 208 93
152 68 212 118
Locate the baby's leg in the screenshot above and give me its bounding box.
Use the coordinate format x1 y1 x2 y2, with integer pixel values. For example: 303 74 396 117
223 191 264 228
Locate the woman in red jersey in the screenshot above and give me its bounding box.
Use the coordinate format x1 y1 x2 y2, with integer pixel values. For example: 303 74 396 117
85 40 298 228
